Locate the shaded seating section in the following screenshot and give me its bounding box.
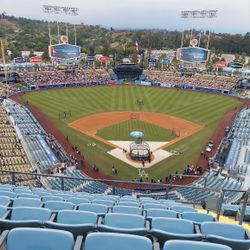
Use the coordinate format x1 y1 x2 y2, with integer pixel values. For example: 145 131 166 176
163 240 232 250
201 222 250 250
45 210 98 237
1 227 75 250
84 232 152 250
151 217 202 246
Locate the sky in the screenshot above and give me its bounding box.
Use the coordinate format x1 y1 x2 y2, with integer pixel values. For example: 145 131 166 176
1 0 250 34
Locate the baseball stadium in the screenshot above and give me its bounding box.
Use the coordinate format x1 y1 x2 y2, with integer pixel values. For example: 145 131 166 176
0 3 250 250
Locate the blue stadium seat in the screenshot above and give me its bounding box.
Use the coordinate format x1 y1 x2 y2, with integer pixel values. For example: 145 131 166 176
171 205 196 213
181 212 214 224
118 201 140 207
0 196 11 206
0 191 16 199
12 197 42 208
98 213 148 236
78 203 109 217
42 195 65 202
163 240 232 250
151 217 202 246
17 193 40 199
44 201 74 212
68 198 90 205
0 207 51 230
4 227 75 250
146 208 178 220
112 206 142 215
143 203 168 210
92 199 115 207
201 222 250 250
0 205 8 219
45 210 98 237
84 232 152 250
222 204 240 216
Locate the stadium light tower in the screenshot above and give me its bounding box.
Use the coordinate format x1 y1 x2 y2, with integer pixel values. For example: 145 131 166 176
42 5 79 45
180 10 218 49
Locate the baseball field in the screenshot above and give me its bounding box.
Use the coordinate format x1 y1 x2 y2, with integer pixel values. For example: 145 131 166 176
20 85 242 180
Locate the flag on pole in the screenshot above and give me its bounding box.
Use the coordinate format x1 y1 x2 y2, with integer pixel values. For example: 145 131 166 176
135 41 139 52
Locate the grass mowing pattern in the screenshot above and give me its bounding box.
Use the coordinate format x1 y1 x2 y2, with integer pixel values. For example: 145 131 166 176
96 119 177 141
21 85 241 180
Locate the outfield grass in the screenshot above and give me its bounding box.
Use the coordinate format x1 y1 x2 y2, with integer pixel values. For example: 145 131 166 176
96 119 177 141
21 85 242 180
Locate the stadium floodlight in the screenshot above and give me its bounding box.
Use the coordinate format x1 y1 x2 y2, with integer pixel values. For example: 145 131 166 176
42 5 79 16
181 10 218 19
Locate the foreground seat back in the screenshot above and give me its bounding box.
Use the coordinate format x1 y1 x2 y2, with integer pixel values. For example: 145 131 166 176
6 227 74 250
84 232 152 250
201 222 245 240
163 240 232 250
146 209 177 219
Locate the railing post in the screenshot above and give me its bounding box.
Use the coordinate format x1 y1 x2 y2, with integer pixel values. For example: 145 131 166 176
193 189 198 208
61 177 64 191
239 191 249 225
204 177 207 188
11 172 16 186
165 186 169 200
112 182 116 195
216 190 225 221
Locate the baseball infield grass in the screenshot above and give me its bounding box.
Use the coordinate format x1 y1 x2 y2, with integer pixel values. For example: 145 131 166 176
21 85 241 180
96 120 177 141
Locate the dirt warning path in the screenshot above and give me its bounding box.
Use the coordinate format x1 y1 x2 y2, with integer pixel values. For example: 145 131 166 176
69 111 203 149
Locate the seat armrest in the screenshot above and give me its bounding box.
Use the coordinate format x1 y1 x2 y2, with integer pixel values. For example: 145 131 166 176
0 230 9 248
49 213 57 222
74 235 83 250
2 211 10 220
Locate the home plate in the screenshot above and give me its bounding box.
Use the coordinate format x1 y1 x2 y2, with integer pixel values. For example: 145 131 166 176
107 141 173 168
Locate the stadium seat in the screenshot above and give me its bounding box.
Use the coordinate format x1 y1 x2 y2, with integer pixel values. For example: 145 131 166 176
163 240 232 250
171 205 196 213
143 203 169 210
17 193 40 199
112 206 142 215
0 205 8 219
151 217 202 246
98 213 148 236
201 222 250 250
146 208 178 221
92 199 115 207
42 195 65 202
45 210 98 237
44 201 74 212
0 207 51 230
181 212 214 224
3 227 75 250
78 203 109 217
118 201 140 207
84 232 152 250
0 196 11 206
68 198 90 205
0 191 16 199
12 197 42 208
222 204 240 216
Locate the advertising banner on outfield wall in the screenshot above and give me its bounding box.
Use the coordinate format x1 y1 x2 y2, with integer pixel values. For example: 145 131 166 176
176 47 209 63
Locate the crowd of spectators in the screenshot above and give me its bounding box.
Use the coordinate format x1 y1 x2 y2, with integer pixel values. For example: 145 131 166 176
0 90 39 186
19 69 112 87
145 69 238 90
